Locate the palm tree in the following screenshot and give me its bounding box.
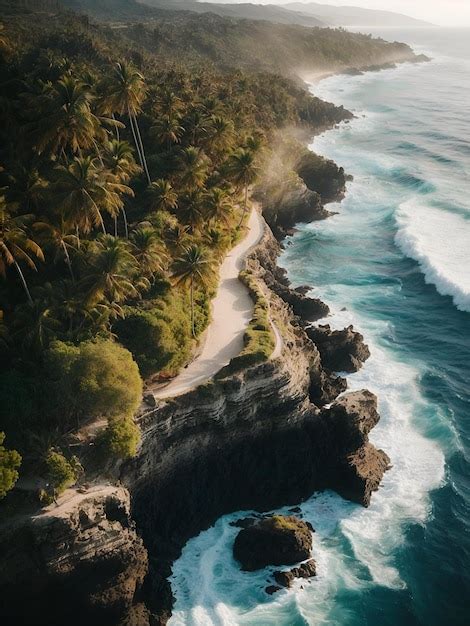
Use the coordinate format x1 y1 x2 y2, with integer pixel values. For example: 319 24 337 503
32 75 99 158
163 223 190 254
178 190 204 232
206 116 234 158
204 187 233 226
53 156 131 237
103 139 140 183
0 200 44 304
33 218 78 282
130 226 168 278
13 297 62 354
103 140 140 237
152 115 184 151
102 62 151 184
178 147 208 191
155 89 184 119
226 149 259 228
82 235 143 306
185 110 210 145
172 244 214 338
146 179 178 212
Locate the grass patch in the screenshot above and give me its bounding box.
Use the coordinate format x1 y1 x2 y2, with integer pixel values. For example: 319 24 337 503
218 269 275 376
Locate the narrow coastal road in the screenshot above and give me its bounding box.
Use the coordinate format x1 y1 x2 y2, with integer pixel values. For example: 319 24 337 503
151 207 266 399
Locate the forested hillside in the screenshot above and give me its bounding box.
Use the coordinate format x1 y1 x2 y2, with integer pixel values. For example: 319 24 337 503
0 7 354 507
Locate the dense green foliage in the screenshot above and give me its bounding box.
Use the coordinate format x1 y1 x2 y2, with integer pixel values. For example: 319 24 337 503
40 448 83 502
44 338 143 422
101 415 140 459
0 432 21 500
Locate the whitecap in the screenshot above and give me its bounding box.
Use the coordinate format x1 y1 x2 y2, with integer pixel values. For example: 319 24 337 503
395 200 470 312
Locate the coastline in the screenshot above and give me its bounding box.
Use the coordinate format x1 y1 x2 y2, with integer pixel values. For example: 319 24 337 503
0 58 422 626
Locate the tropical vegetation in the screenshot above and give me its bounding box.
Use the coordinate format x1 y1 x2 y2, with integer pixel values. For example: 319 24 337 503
0 5 375 506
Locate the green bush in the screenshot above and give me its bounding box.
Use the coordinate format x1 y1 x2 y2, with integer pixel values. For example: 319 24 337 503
44 338 143 424
115 289 193 378
115 310 182 377
101 416 140 459
0 432 21 500
42 449 82 501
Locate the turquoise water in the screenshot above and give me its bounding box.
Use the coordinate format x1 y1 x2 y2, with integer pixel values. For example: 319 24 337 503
169 29 470 625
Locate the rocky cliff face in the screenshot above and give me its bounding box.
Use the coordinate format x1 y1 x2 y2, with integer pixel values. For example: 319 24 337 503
0 486 148 626
118 223 389 623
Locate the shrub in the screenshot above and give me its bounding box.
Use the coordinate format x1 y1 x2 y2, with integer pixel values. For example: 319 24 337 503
115 291 193 378
44 338 143 425
114 311 180 377
0 432 21 500
42 449 82 502
101 416 140 459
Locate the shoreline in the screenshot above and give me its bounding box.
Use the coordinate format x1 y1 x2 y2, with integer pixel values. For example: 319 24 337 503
0 57 420 626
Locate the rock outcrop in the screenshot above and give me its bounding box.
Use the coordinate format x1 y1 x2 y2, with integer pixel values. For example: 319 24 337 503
273 559 317 588
322 390 391 506
0 486 148 626
233 515 312 571
306 324 371 373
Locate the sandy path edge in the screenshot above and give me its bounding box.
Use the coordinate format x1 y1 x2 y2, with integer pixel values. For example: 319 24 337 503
149 207 267 399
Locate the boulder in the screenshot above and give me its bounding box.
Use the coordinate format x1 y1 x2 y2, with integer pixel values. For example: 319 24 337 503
306 324 370 373
273 559 317 588
233 515 312 571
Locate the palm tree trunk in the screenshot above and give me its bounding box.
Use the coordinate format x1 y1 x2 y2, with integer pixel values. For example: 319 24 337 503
121 207 129 239
133 113 151 185
14 261 33 304
237 183 248 229
61 241 75 283
190 277 196 338
112 113 120 142
114 216 118 237
92 139 104 167
128 110 145 171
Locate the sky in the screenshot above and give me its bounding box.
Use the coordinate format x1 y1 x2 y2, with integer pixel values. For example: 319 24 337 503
217 1 470 26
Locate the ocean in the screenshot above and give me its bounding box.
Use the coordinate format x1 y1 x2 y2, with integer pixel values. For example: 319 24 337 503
168 28 470 626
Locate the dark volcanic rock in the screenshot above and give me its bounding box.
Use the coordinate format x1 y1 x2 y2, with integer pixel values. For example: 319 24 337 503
233 516 312 571
307 324 370 373
273 559 317 588
265 585 281 595
322 390 391 506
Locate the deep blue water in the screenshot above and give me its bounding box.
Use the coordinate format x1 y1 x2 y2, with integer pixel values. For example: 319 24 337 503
168 29 470 625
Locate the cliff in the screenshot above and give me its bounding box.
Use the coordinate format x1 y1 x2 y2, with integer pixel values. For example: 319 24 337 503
0 486 148 626
0 214 388 626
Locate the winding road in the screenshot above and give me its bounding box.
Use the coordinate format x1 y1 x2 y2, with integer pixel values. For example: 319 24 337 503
150 207 280 400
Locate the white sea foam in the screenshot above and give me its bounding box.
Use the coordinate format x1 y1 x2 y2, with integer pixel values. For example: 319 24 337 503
395 200 470 312
169 306 445 625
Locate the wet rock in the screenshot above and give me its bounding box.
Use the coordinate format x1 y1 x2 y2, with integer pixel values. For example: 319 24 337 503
265 585 281 595
306 324 370 373
273 559 317 588
233 516 312 571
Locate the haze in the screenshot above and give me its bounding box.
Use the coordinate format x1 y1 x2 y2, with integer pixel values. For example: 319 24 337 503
214 1 470 26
